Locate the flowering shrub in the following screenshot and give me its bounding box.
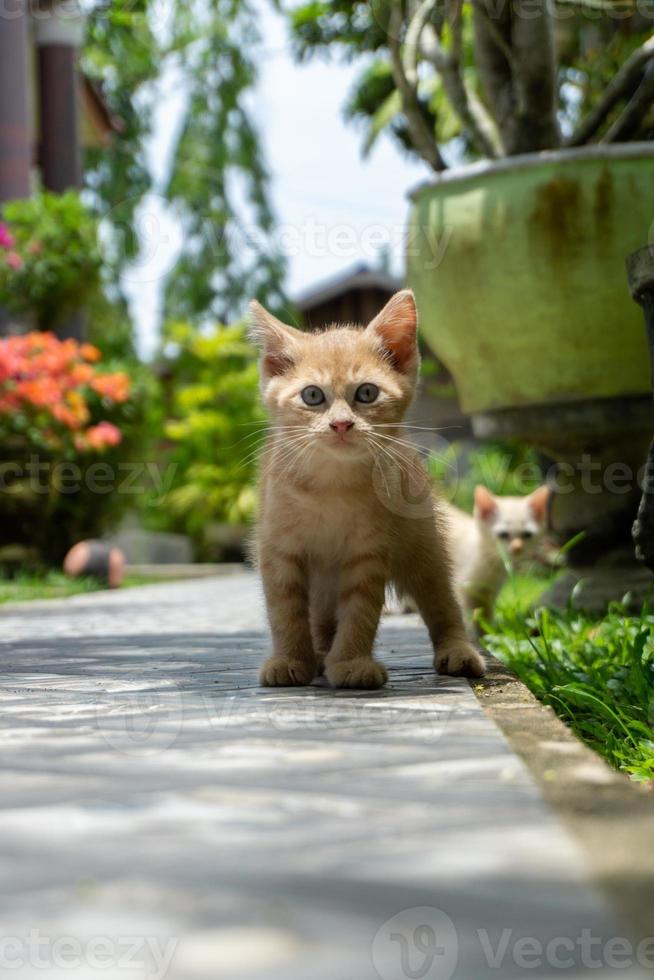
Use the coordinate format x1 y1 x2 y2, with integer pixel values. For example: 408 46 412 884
0 192 101 330
0 332 130 455
0 332 146 569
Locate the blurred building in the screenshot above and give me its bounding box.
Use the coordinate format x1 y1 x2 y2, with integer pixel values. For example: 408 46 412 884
294 262 471 450
0 0 117 204
295 262 403 330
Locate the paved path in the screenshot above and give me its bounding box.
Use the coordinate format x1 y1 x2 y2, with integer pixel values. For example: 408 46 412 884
0 574 647 979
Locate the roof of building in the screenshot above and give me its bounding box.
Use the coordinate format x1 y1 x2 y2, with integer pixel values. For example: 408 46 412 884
294 262 403 311
80 76 123 148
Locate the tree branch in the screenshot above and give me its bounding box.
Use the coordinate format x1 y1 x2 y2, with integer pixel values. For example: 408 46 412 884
567 35 654 146
510 0 561 150
472 0 514 152
411 0 501 157
601 60 654 142
473 0 559 153
388 5 448 171
405 0 447 79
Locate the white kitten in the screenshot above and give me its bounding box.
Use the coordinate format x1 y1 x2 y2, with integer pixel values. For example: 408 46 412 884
387 485 551 625
444 484 551 622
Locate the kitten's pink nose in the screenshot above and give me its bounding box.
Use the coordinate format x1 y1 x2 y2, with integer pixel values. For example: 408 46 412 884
509 538 524 555
330 419 354 435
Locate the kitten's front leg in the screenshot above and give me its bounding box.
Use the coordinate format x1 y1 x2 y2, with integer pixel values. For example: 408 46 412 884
409 549 486 678
259 546 317 686
324 554 388 690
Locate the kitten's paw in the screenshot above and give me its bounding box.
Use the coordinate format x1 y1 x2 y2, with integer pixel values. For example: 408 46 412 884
435 640 486 678
326 657 388 690
259 655 315 687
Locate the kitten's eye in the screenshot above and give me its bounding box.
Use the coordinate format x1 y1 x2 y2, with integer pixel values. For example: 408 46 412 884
521 530 534 540
355 383 379 404
497 531 510 541
301 385 326 406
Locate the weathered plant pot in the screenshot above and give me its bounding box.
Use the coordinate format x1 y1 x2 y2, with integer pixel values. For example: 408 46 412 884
407 144 654 608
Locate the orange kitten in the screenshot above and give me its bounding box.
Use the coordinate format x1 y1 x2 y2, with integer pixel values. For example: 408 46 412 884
249 291 485 690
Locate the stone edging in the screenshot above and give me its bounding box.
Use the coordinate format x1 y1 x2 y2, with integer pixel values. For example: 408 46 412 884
470 655 654 944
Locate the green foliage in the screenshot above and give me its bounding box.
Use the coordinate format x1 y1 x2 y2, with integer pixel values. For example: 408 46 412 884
148 321 264 557
286 0 654 164
427 442 543 512
562 30 654 140
86 289 138 362
164 0 287 323
83 0 287 325
290 0 387 58
346 59 417 157
0 367 151 570
487 581 654 783
83 0 158 273
0 192 102 330
0 570 159 604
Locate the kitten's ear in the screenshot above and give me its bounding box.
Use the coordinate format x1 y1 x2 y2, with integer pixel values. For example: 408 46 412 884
248 301 305 379
366 290 418 374
474 485 498 521
528 485 551 524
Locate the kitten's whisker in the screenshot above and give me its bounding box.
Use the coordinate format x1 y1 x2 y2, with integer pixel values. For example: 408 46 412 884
368 436 413 483
236 431 312 471
376 424 454 432
271 433 315 472
226 431 270 452
368 436 426 487
371 431 424 454
276 437 315 480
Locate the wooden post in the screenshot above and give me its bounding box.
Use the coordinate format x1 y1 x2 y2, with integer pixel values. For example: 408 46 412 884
0 1 32 334
0 0 32 203
34 3 86 340
34 5 85 193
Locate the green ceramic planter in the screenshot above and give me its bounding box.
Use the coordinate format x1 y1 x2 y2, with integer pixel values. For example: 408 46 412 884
407 144 654 415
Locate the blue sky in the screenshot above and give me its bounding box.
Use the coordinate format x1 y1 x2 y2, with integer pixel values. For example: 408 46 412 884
123 1 426 358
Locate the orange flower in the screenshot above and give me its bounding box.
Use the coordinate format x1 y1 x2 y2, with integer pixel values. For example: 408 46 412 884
90 372 131 403
70 363 94 385
0 333 132 449
52 403 82 429
16 378 59 408
80 343 102 363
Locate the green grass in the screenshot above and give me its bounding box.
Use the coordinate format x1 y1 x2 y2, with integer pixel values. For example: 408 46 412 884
0 571 158 605
484 573 654 783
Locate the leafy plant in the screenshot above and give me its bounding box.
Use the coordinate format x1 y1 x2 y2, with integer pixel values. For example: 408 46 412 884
0 332 147 567
0 192 102 330
83 0 287 325
287 0 654 169
428 441 543 511
0 570 160 605
486 581 654 782
147 320 264 557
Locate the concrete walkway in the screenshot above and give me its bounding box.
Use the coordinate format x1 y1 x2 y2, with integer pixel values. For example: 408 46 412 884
0 573 648 979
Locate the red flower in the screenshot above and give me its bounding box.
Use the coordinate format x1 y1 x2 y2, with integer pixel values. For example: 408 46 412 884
0 223 14 249
79 421 123 451
5 251 23 271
